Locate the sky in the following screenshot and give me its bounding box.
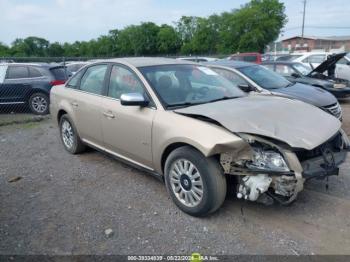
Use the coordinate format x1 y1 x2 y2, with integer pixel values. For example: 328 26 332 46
0 0 350 45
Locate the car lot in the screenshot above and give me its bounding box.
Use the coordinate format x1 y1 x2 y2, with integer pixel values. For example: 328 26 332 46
1 100 350 255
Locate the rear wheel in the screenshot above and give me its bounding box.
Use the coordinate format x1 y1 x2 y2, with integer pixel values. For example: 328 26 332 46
164 146 227 216
28 92 49 115
59 114 86 154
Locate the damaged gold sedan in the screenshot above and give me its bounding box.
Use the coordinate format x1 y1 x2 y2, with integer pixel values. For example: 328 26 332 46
50 58 349 216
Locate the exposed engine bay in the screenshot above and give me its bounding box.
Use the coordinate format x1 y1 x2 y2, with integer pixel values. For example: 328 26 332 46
220 131 349 205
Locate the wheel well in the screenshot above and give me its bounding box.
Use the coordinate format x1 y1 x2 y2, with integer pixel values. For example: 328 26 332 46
57 109 67 123
25 89 49 101
161 142 200 173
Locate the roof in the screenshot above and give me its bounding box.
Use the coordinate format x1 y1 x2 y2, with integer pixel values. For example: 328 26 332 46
282 35 350 42
96 57 195 67
0 62 65 68
203 60 255 68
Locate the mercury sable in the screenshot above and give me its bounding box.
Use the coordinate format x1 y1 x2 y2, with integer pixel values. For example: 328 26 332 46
50 58 349 216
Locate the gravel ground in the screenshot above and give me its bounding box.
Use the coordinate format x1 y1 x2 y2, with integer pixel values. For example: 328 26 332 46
1 101 350 255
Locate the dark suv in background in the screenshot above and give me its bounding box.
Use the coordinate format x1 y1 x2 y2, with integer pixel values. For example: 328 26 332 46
0 63 69 114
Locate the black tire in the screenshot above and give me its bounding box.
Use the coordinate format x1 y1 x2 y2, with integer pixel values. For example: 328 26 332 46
164 146 227 217
28 92 49 115
59 114 86 154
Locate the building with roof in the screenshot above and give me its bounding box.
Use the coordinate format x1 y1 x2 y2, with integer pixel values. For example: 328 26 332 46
281 35 350 52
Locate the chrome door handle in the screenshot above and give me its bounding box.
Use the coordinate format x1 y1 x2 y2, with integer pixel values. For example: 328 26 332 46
103 112 115 118
71 102 78 107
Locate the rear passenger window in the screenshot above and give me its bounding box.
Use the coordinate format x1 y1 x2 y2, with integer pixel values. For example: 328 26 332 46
6 66 29 79
80 65 108 95
29 67 42 77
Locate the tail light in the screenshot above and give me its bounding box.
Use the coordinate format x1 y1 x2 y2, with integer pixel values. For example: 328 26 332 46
50 80 66 86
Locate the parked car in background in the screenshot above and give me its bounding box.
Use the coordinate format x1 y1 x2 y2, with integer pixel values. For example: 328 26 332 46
65 62 89 75
0 63 69 114
262 60 350 99
51 57 349 216
228 52 262 64
176 57 218 62
204 60 342 119
277 52 350 81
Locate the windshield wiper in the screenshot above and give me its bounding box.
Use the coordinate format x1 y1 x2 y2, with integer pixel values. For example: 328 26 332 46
166 96 239 109
284 82 294 88
166 101 206 109
205 96 239 103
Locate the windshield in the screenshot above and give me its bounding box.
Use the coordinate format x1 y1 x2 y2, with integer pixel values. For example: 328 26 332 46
238 65 291 89
293 63 311 75
139 64 245 108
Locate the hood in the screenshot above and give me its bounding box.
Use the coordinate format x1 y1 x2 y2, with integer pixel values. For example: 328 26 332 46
174 95 340 150
271 83 337 107
308 52 346 75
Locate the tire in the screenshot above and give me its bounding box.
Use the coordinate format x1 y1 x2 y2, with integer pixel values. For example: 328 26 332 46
164 146 227 217
59 114 86 154
28 92 49 115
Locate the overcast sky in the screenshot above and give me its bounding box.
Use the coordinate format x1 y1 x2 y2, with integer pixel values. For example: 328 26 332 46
1 0 349 45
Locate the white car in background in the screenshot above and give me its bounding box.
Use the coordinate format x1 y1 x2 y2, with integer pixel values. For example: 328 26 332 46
277 52 350 81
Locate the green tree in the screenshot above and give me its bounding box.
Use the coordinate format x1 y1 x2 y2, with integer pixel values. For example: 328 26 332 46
176 16 199 54
229 0 287 53
0 42 10 56
157 24 181 54
47 42 64 57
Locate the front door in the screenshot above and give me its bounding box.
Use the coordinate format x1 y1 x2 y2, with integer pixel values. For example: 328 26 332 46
101 64 155 169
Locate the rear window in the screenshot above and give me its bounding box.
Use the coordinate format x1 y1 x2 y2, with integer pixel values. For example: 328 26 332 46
6 66 29 79
50 67 68 80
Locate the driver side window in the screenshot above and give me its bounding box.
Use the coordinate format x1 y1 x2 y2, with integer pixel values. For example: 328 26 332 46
108 65 144 99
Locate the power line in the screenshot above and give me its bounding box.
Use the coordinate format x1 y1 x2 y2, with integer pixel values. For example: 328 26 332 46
284 26 350 31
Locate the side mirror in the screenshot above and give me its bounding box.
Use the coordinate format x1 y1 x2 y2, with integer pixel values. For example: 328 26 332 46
120 93 149 107
291 72 301 78
238 83 255 92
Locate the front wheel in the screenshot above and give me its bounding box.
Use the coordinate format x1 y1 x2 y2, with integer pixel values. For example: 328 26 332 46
28 92 49 115
164 146 227 217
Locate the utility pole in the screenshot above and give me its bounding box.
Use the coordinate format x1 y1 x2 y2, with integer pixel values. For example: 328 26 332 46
301 0 307 46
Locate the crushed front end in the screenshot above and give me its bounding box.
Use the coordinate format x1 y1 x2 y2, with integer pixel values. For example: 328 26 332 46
220 130 349 205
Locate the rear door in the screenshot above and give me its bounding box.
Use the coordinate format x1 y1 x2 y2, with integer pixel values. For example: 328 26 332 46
69 64 108 145
101 64 155 169
1 65 32 103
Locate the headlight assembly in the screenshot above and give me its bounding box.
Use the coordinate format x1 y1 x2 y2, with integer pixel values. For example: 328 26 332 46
246 146 289 172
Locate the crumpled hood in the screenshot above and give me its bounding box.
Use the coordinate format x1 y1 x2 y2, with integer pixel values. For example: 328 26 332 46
271 83 337 107
175 95 341 150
